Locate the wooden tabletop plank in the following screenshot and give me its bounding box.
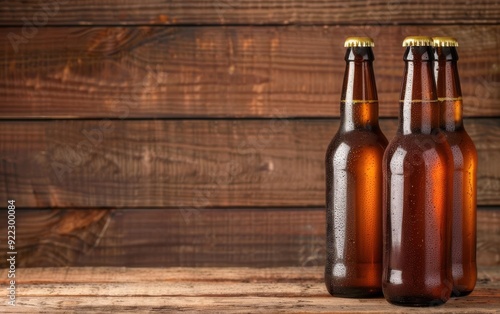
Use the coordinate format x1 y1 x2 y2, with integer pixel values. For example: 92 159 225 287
1 0 499 25
7 295 500 313
7 291 500 313
0 267 498 313
1 26 499 118
14 282 331 297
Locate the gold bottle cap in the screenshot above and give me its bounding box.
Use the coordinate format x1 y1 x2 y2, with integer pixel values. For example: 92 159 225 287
344 37 375 47
433 37 459 47
402 36 433 47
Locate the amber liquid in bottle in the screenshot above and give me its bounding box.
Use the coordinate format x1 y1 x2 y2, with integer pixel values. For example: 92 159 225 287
325 39 388 298
382 40 454 306
435 41 478 297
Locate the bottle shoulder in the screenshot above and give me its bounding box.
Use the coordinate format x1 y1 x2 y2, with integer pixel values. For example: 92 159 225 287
326 129 388 157
442 129 477 155
384 132 454 167
326 130 388 172
441 130 478 169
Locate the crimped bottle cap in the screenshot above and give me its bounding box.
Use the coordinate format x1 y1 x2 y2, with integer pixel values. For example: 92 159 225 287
433 37 459 47
402 36 433 47
344 37 375 47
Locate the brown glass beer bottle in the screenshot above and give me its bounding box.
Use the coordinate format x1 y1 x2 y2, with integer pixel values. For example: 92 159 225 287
325 37 388 298
434 37 478 297
382 36 454 306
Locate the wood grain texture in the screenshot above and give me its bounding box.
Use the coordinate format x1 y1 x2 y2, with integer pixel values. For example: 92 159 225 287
1 266 498 283
0 119 499 208
1 26 499 118
1 0 500 25
0 266 324 283
0 267 499 313
0 209 497 267
0 210 111 267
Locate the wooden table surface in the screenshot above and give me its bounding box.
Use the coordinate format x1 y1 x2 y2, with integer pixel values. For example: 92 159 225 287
0 267 499 313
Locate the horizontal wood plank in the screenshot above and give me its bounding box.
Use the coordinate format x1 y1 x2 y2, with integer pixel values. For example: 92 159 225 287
5 294 500 313
0 266 324 283
0 267 499 313
1 0 500 25
1 26 499 118
0 119 499 207
0 208 498 267
1 266 498 283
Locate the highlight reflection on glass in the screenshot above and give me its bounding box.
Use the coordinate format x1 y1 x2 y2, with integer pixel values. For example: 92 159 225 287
389 147 406 251
332 142 350 278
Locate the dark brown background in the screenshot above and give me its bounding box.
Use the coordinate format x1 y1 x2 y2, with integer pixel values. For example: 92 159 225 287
0 1 499 268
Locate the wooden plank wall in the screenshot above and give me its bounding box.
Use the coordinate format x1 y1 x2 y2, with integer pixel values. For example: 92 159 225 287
0 1 499 267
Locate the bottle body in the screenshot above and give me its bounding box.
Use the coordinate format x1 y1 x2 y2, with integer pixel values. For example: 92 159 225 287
382 131 454 306
382 42 454 306
325 41 388 298
435 42 478 297
325 127 387 297
443 129 477 296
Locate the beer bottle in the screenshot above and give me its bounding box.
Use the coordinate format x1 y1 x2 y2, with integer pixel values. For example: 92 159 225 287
325 37 388 298
382 36 454 306
433 36 477 297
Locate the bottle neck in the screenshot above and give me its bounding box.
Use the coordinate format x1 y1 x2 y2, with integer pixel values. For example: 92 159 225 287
398 46 439 135
436 47 463 131
340 47 379 132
